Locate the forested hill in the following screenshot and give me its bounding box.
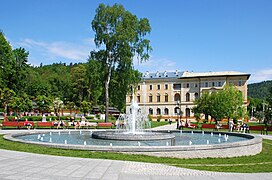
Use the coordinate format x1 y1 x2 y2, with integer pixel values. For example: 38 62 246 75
248 80 272 99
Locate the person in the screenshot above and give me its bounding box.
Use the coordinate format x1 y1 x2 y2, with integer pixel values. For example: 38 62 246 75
24 119 32 130
115 119 120 129
69 120 75 127
179 120 186 130
169 118 172 125
74 121 81 129
80 118 86 127
57 120 66 129
236 122 241 132
241 122 249 133
53 119 58 127
229 121 234 132
216 121 222 131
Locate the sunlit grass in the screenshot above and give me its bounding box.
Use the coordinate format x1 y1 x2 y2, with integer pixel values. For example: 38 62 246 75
0 135 271 173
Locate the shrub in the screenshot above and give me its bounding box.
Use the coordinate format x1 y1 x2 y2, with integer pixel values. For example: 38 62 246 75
148 114 152 121
85 116 94 119
109 115 116 122
157 115 162 122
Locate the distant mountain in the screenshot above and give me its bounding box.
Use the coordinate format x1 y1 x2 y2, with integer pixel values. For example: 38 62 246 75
248 80 272 99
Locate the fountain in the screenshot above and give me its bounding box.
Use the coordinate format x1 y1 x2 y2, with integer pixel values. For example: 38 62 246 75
92 93 175 141
5 88 263 158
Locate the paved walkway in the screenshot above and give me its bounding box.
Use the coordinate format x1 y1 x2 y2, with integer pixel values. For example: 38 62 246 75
0 128 272 179
0 148 271 180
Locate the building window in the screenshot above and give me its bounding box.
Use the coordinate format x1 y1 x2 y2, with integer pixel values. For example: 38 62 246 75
186 93 190 102
149 108 153 115
149 85 152 90
137 85 140 90
157 94 161 102
195 83 198 88
165 94 168 102
218 82 221 86
157 84 160 90
174 93 181 101
149 94 153 102
137 95 140 103
194 92 199 100
174 107 180 114
186 83 189 88
173 84 181 90
165 84 168 90
212 82 215 87
164 108 169 115
238 80 242 86
156 108 161 115
205 82 208 87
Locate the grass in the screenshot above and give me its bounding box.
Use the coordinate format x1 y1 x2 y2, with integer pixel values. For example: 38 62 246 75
0 135 271 173
150 121 169 128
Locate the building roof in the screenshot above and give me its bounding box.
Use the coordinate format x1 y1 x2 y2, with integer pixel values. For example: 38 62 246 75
142 70 184 79
141 71 250 80
181 71 250 79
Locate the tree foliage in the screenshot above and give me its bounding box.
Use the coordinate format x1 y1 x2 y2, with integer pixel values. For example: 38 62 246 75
193 86 244 122
248 80 272 100
91 3 151 121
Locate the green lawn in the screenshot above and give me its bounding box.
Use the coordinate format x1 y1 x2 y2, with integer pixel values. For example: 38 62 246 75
150 121 169 128
0 135 271 173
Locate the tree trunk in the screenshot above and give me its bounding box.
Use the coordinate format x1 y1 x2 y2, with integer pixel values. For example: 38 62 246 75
105 79 109 122
105 60 113 122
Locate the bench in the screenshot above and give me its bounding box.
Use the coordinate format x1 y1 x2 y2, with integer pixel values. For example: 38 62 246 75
86 122 97 128
97 122 113 129
248 126 265 134
2 121 20 129
221 124 229 129
37 122 54 128
18 122 35 129
201 124 216 130
265 126 272 135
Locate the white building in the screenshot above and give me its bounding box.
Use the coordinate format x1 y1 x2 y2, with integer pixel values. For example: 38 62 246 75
126 70 250 122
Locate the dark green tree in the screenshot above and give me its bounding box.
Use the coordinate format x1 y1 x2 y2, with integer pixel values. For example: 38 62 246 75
70 64 88 106
86 59 103 106
80 100 92 116
12 47 30 93
0 88 15 119
35 95 52 115
0 31 14 90
193 86 244 123
66 101 75 116
91 3 152 121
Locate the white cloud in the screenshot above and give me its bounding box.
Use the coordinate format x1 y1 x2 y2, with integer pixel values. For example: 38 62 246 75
249 68 272 83
14 38 96 63
134 56 178 73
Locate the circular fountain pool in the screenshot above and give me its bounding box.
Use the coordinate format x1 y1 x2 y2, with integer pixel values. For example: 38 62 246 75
4 130 262 158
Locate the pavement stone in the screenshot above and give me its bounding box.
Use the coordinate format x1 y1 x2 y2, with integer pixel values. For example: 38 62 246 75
0 128 272 179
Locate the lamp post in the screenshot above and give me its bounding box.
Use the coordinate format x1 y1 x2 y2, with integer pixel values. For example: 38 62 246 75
251 106 255 121
176 100 181 129
262 101 268 123
42 100 44 115
186 105 188 125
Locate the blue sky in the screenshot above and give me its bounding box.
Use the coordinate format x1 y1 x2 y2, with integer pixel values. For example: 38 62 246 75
1 0 272 83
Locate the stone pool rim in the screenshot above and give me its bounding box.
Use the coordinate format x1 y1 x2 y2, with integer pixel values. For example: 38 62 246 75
3 129 262 159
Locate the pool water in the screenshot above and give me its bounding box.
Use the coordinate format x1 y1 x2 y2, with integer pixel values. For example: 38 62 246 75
16 130 250 147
